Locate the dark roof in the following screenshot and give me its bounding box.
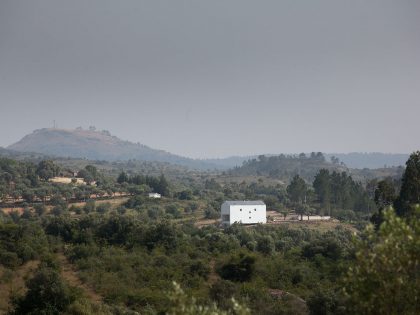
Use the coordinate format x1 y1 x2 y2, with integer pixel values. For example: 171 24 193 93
223 200 265 206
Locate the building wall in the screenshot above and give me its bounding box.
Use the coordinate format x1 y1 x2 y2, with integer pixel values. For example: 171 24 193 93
221 203 266 225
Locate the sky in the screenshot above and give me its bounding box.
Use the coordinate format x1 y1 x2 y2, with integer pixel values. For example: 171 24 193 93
0 0 419 158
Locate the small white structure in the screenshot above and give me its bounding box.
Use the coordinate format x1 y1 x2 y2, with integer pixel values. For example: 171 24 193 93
221 200 266 225
301 215 331 221
148 192 161 199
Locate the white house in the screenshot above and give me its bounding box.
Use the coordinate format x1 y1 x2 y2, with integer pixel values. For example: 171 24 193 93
221 200 266 225
148 192 161 199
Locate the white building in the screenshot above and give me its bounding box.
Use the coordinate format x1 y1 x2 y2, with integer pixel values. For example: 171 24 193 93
221 200 266 225
148 192 161 199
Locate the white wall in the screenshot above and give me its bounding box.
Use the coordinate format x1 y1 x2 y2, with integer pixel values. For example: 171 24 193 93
221 203 266 225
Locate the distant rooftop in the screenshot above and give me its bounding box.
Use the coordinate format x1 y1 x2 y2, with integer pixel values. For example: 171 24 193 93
223 200 265 206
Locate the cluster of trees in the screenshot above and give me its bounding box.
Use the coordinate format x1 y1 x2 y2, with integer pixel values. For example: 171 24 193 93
0 158 174 207
284 170 373 221
37 211 354 314
117 171 170 196
312 170 371 213
1 151 419 314
370 151 420 226
230 153 346 181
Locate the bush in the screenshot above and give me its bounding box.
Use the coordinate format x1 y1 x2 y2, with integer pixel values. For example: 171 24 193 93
218 253 256 282
11 267 79 314
209 279 237 309
166 205 182 219
0 251 21 268
34 204 46 216
83 200 96 213
97 202 112 214
52 205 67 216
204 207 219 219
256 236 275 255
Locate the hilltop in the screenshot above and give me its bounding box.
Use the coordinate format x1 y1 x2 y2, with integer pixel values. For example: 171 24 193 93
228 153 404 183
7 128 218 169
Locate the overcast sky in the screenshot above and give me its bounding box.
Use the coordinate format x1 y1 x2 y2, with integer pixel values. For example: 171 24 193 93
0 0 419 158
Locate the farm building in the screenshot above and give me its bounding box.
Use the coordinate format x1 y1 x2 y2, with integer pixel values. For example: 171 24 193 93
148 192 161 199
221 200 266 225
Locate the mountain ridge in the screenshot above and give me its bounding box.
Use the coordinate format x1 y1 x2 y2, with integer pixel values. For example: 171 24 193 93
7 128 410 170
7 128 220 169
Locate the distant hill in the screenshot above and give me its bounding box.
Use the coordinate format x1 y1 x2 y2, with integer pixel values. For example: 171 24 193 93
214 152 411 171
229 153 348 182
324 153 410 169
6 128 411 172
0 146 49 160
8 128 220 170
228 153 404 183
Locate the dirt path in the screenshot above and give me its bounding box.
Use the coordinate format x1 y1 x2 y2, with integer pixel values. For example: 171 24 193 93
56 253 102 304
208 259 220 285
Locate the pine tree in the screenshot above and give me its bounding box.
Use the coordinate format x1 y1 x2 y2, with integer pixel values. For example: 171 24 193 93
394 151 420 217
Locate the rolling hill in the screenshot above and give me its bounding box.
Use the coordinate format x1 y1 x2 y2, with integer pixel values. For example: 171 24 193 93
228 153 404 183
6 128 411 172
7 128 219 169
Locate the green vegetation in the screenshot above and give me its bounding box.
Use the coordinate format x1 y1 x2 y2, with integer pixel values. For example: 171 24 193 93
343 208 419 315
0 151 419 314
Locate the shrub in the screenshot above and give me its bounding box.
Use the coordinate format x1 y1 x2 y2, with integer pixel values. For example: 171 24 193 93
218 253 256 282
83 200 96 213
97 202 112 214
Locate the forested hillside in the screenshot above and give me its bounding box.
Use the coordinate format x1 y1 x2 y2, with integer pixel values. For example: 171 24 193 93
229 153 347 182
0 152 419 314
229 153 404 184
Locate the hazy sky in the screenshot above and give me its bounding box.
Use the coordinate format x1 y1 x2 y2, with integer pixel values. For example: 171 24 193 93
0 0 419 158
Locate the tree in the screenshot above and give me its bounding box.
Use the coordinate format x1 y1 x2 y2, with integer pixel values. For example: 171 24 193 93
167 282 249 315
295 203 310 221
11 267 78 314
156 174 170 196
83 200 96 213
343 208 420 315
84 165 98 179
374 178 396 209
34 204 46 216
313 169 331 215
117 171 129 184
77 169 94 185
394 151 420 217
370 178 397 227
287 175 307 204
256 236 275 255
36 160 60 181
218 253 256 282
22 189 35 203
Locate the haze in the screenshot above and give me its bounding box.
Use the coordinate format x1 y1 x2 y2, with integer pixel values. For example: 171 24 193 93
0 0 419 158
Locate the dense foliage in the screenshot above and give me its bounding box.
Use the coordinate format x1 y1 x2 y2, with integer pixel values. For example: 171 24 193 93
0 152 419 314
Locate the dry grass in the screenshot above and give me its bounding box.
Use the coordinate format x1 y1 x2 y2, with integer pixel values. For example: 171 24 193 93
0 260 40 314
194 218 219 228
49 177 85 185
0 197 129 216
69 197 128 209
57 253 103 304
267 219 357 233
1 207 25 215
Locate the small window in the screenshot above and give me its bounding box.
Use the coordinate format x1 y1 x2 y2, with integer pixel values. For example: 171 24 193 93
254 208 256 211
240 208 242 211
249 217 251 219
249 211 251 214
